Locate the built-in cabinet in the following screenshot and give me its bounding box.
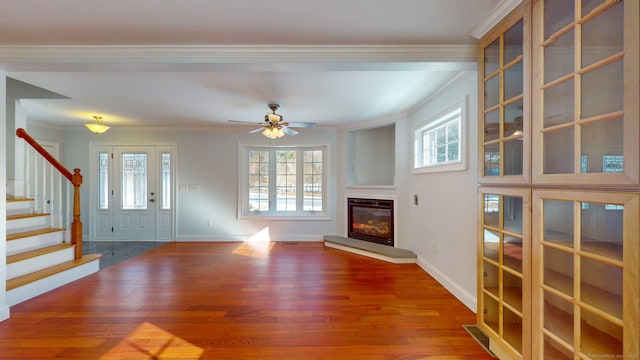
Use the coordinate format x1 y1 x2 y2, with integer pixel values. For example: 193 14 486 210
477 0 639 359
531 0 639 185
478 187 531 360
532 190 638 359
479 3 530 184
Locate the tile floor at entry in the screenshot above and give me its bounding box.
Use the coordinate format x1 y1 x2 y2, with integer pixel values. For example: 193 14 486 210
83 241 168 269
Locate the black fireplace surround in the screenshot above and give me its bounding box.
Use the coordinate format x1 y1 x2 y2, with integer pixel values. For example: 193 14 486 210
347 198 394 246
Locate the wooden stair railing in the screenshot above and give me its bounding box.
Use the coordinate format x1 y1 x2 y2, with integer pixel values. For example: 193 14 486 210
15 128 83 259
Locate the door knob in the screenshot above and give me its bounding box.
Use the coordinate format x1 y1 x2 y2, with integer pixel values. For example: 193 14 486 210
149 199 155 203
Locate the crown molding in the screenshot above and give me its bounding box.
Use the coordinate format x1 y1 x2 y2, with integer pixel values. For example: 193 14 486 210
470 0 524 39
0 44 477 71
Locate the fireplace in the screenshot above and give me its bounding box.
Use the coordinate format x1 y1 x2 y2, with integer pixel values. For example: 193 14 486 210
348 198 394 246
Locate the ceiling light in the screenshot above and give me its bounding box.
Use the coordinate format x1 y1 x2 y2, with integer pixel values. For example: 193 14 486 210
85 115 110 134
266 112 282 123
262 126 285 139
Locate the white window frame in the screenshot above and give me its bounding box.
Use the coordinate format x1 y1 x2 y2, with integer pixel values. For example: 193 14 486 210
239 144 329 220
413 98 467 173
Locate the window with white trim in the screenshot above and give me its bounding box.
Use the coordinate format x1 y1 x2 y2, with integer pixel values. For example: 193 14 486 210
413 100 466 173
240 145 327 218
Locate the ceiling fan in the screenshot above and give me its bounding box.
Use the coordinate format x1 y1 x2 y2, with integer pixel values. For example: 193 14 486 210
229 104 317 139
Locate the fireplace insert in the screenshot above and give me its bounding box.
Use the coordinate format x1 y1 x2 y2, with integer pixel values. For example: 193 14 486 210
347 198 394 246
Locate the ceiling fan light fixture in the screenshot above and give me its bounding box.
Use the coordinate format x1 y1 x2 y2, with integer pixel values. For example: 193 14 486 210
262 126 285 139
85 115 110 134
266 113 282 123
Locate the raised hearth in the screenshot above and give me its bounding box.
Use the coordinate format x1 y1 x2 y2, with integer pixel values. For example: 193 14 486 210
324 235 416 264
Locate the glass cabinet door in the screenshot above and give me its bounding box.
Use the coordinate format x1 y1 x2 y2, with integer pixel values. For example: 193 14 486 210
532 0 639 185
532 190 639 359
478 187 531 360
479 4 530 184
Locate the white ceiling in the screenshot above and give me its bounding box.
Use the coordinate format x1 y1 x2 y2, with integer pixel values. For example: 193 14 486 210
0 0 515 130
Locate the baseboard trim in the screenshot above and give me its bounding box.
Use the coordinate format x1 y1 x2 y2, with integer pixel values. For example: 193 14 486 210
416 255 477 312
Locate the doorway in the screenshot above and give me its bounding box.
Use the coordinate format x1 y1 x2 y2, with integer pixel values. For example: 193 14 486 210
91 144 175 241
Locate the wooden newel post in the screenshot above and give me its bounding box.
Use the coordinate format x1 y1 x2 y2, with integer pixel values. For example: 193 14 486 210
72 168 83 259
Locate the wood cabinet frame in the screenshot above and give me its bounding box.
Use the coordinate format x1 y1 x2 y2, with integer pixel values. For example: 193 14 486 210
530 0 640 186
478 3 531 185
478 186 532 360
531 190 639 358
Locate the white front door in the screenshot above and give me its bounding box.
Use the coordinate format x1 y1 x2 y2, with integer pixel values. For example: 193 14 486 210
113 146 157 240
92 144 174 241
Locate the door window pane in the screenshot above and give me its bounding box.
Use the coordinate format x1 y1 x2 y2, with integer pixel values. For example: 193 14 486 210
161 153 171 210
543 199 574 248
99 152 109 210
504 19 523 64
581 1 623 67
544 29 574 83
122 153 147 210
484 38 500 77
544 128 575 174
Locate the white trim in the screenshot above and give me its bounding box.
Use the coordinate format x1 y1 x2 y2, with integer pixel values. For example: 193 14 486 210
6 259 99 306
416 256 477 312
88 142 177 241
0 45 477 69
0 72 7 321
238 143 330 219
470 0 524 39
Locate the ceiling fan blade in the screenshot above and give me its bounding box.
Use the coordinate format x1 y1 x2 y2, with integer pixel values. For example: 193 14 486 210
228 120 263 125
286 122 317 128
248 127 264 134
281 126 299 136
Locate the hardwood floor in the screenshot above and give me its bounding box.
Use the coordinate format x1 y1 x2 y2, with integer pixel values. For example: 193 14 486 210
0 242 494 359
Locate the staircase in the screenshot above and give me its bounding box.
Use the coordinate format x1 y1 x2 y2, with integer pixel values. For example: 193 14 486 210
4 128 102 306
6 198 101 306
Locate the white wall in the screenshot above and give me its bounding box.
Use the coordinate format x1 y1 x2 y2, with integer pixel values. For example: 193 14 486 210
45 125 338 242
0 73 9 321
407 72 479 311
335 113 412 249
348 124 395 186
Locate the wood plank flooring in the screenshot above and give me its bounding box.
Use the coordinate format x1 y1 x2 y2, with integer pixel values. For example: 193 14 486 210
0 242 494 359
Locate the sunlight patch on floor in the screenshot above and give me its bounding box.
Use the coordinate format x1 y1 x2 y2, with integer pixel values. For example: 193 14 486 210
100 322 203 359
232 227 275 258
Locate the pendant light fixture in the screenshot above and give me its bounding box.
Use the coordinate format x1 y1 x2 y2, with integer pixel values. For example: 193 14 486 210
85 115 110 134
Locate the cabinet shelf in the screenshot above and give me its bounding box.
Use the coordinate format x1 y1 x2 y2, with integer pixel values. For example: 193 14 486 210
544 268 622 321
579 242 623 263
543 301 623 358
504 287 523 313
542 231 624 263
